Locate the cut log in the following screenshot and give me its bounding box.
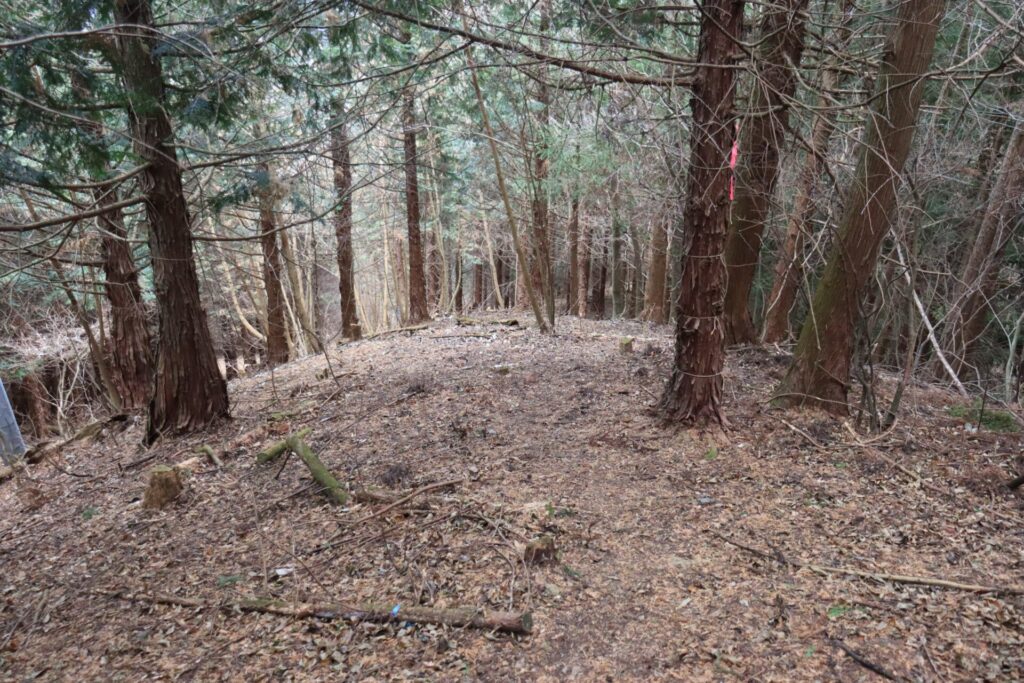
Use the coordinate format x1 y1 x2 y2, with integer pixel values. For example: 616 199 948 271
99 589 532 634
287 436 348 505
257 428 310 464
143 465 183 509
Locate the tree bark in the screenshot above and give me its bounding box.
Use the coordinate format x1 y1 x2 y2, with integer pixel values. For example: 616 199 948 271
643 213 669 323
531 2 555 326
937 113 1024 380
113 0 228 441
403 89 430 323
722 0 808 344
257 164 289 365
776 0 946 413
588 237 607 319
760 69 837 343
565 195 580 315
331 121 362 340
657 0 745 424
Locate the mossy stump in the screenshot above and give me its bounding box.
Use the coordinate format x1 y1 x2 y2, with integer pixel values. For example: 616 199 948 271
143 465 183 509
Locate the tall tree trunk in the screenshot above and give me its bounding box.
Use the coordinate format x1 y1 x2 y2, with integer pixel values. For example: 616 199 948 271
722 0 808 344
113 0 228 441
937 114 1024 380
65 71 152 409
627 222 644 318
331 121 361 340
258 164 289 365
610 175 626 318
278 228 320 353
578 213 592 317
588 238 608 319
776 0 946 412
643 213 669 323
760 70 837 343
566 195 580 314
657 0 745 424
403 89 430 323
465 41 549 331
93 186 152 409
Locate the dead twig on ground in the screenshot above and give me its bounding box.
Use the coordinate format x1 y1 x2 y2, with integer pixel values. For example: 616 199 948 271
97 589 532 634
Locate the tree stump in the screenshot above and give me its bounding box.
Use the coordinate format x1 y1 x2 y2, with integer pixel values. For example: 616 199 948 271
143 465 183 509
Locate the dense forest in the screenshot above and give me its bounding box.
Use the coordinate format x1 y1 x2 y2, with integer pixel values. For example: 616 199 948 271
1 0 1023 680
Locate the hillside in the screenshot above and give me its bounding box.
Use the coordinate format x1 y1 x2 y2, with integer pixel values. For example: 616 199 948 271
1 315 1022 681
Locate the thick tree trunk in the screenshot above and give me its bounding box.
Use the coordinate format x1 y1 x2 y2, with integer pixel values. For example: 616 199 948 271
566 196 580 314
330 122 362 340
643 214 669 323
258 164 289 365
113 0 228 441
657 0 745 424
531 0 556 326
776 0 946 412
610 176 626 318
403 89 430 323
937 115 1024 380
722 0 808 344
93 187 152 409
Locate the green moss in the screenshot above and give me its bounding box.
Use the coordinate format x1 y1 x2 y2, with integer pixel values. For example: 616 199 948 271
947 401 1020 432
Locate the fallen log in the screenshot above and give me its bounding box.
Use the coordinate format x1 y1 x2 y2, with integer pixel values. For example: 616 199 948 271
286 436 347 505
196 445 223 468
98 590 532 634
256 428 311 464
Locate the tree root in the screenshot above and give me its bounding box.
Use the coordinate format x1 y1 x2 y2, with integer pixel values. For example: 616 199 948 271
97 589 532 634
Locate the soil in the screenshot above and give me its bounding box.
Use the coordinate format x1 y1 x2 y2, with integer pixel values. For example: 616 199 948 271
1 314 1022 681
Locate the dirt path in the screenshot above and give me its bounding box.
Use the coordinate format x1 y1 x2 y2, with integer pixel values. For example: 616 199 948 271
1 316 1022 681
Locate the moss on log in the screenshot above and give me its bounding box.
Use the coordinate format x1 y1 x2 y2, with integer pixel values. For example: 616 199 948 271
286 436 348 505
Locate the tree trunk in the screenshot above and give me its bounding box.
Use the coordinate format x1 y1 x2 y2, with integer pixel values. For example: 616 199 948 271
776 0 946 412
566 195 580 314
113 0 229 441
643 213 669 323
722 0 808 344
258 164 289 365
403 89 430 323
578 213 592 317
588 238 608 319
761 70 837 343
657 0 745 424
278 228 320 353
331 121 362 340
610 176 626 318
937 114 1024 380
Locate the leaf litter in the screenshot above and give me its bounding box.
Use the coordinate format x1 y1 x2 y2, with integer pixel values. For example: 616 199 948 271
0 314 1022 681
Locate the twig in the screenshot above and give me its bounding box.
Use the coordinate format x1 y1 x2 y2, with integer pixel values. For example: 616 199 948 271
831 638 900 681
351 479 463 526
713 532 1024 595
96 589 532 634
777 418 825 450
841 422 946 495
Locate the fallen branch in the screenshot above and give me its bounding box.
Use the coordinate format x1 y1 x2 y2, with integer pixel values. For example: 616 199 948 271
841 422 946 496
713 532 1024 595
286 436 347 505
352 479 463 525
362 324 429 341
257 428 311 464
98 590 532 634
196 445 223 468
831 638 899 681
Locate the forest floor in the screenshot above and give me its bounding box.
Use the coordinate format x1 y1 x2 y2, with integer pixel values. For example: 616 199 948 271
1 314 1023 682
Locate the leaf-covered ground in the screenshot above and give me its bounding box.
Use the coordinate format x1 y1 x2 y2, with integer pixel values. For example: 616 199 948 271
1 315 1022 681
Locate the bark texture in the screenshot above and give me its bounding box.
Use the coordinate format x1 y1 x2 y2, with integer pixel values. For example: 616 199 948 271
257 164 289 366
402 90 430 323
937 115 1024 380
113 0 229 441
776 0 946 412
722 0 808 344
657 0 745 424
331 121 361 340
